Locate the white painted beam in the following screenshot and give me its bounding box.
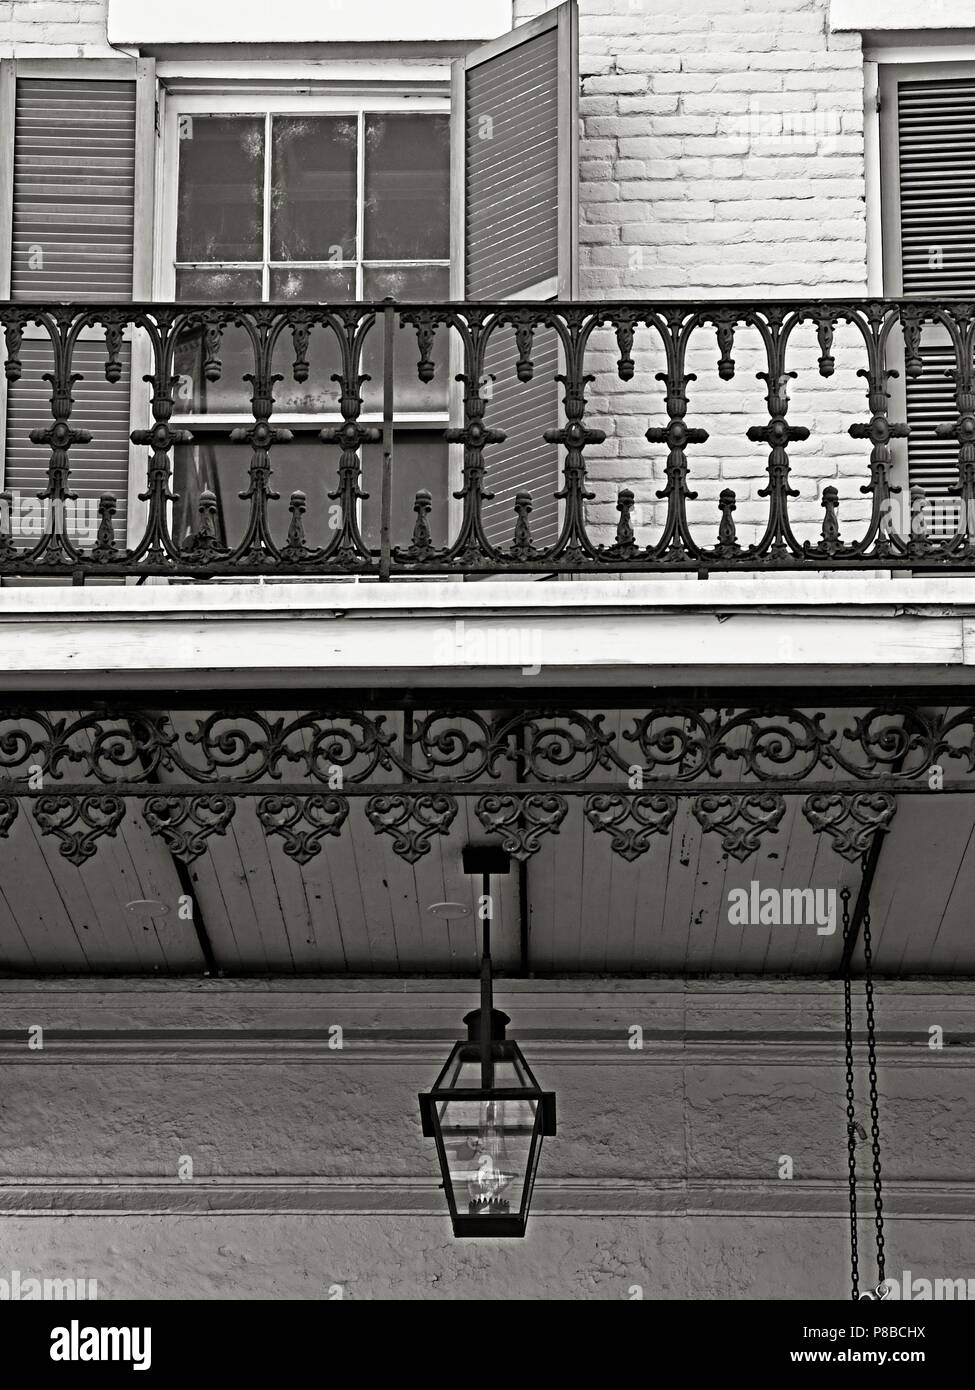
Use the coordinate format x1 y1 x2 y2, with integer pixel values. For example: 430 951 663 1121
0 577 972 687
831 0 975 28
107 0 514 46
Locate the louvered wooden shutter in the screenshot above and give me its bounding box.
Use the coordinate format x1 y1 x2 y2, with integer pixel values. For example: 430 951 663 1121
5 77 138 541
452 1 578 550
11 78 136 300
891 74 975 518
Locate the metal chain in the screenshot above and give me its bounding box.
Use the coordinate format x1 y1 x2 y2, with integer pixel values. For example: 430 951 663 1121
840 885 860 1300
861 886 886 1284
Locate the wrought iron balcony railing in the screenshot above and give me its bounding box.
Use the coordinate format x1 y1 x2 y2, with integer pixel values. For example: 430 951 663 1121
0 298 972 580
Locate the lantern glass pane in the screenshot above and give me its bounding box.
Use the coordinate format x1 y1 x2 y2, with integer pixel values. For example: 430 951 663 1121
438 1098 538 1223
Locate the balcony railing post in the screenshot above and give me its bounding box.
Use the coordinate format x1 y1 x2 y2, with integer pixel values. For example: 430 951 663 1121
379 298 395 581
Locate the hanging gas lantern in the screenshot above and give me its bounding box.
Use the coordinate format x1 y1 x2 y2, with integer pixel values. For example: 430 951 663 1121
418 847 556 1238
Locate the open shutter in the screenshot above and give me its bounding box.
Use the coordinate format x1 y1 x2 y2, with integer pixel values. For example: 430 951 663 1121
452 0 578 549
3 74 146 545
11 78 136 300
885 71 975 526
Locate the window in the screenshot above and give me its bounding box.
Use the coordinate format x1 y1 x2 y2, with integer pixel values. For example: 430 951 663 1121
161 94 451 554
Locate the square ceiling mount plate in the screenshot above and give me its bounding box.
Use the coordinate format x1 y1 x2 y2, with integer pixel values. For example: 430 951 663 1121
462 846 511 876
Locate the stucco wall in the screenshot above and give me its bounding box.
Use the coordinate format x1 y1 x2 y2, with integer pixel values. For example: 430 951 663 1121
0 979 972 1299
5 1213 972 1300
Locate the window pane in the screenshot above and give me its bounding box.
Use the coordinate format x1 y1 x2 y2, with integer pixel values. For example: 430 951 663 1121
175 268 263 303
176 116 265 262
364 114 450 260
363 264 449 303
269 266 356 302
271 328 344 414
172 321 255 414
362 265 450 413
271 116 357 262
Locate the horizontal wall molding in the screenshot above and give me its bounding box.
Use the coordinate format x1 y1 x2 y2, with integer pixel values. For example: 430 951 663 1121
2 1176 973 1220
0 978 971 1038
0 1034 971 1068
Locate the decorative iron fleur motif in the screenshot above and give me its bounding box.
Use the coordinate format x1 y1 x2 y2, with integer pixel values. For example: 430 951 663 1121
708 308 738 381
474 793 568 859
397 489 437 562
509 492 539 561
94 310 129 385
90 495 120 563
1 310 26 382
801 792 897 862
364 793 458 863
584 792 678 861
400 307 441 385
180 489 229 564
280 490 320 563
713 488 740 558
601 488 640 560
257 793 349 865
33 794 126 865
143 794 236 862
692 792 787 861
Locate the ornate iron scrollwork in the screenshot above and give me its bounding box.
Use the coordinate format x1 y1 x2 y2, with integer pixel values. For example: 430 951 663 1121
584 792 678 861
364 793 458 863
474 793 568 859
33 794 125 865
257 793 349 865
692 792 787 861
0 701 970 867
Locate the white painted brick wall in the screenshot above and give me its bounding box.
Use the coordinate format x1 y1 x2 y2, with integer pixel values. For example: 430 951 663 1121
511 0 872 551
1 0 118 57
